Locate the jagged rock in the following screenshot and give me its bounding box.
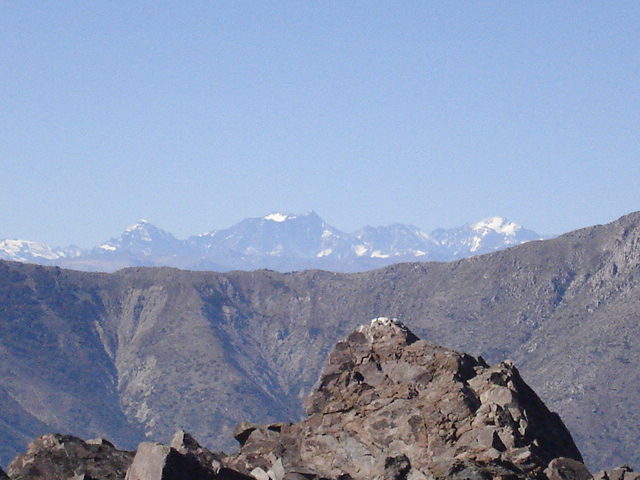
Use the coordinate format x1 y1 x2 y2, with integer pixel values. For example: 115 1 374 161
594 466 640 480
125 433 253 480
229 318 588 480
377 455 411 480
545 458 593 480
171 429 224 475
0 466 8 480
234 422 261 447
87 438 116 448
6 433 133 480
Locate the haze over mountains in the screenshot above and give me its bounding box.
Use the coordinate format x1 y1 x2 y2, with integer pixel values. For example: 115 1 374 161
0 212 544 272
0 211 638 472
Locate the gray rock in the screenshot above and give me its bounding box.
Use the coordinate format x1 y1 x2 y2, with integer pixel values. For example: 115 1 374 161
125 436 253 480
7 433 133 480
603 466 640 480
125 443 174 480
545 457 593 480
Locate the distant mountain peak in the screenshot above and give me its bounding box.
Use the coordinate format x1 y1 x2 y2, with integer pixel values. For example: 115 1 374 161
124 218 151 231
0 239 70 261
471 216 521 236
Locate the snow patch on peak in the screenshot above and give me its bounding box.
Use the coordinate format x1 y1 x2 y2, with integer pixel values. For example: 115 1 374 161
353 245 368 257
125 219 152 233
264 213 296 222
472 217 521 236
0 239 66 260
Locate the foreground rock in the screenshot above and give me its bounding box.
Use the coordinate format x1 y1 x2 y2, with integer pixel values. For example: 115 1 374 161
229 318 587 480
594 465 640 480
125 430 252 480
6 434 133 480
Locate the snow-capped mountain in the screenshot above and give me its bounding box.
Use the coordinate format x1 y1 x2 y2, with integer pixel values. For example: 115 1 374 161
191 211 349 258
352 224 444 261
431 216 544 259
0 239 81 263
0 213 546 272
188 211 355 271
94 219 188 258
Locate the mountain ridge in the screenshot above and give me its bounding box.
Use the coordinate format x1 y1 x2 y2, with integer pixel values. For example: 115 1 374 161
0 212 545 273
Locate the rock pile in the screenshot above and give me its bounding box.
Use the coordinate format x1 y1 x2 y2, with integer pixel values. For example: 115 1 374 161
6 434 133 480
125 430 251 480
2 318 635 480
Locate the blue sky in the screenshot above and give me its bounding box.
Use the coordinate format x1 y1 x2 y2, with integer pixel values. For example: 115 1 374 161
1 2 639 247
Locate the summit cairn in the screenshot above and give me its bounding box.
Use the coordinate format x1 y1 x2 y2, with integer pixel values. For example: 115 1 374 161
229 318 587 480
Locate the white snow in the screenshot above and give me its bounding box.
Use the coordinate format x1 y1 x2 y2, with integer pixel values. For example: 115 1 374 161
353 245 368 257
412 250 427 257
264 213 295 222
371 250 390 259
321 229 333 239
316 248 333 257
472 216 521 236
0 239 63 260
99 244 117 251
268 244 284 256
125 219 150 233
469 236 482 252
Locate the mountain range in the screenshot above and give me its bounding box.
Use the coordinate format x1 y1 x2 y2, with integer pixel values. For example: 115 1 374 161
0 211 638 472
0 212 544 272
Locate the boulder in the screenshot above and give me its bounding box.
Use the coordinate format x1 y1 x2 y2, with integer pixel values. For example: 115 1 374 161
125 433 252 480
545 457 593 480
229 318 588 480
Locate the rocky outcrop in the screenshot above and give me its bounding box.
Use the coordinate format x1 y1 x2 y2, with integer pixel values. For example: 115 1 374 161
594 466 640 480
6 434 133 480
545 458 593 480
229 318 586 480
125 430 252 480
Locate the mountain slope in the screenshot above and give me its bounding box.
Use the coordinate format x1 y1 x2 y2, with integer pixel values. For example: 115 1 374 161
0 212 638 470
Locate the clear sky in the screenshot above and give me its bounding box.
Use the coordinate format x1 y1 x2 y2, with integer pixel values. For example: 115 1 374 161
1 2 639 247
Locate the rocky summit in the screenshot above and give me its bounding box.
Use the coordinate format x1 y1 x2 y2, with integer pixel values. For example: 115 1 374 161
229 318 585 480
5 318 623 480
